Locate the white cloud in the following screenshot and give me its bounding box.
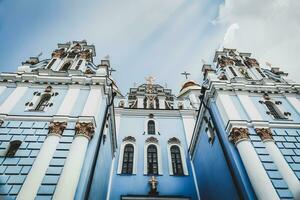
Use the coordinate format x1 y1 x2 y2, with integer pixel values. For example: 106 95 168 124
215 0 300 82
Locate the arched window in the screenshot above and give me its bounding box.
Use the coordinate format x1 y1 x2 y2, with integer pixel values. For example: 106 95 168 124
147 120 155 135
265 101 286 120
35 93 51 111
5 140 22 157
170 145 183 176
75 60 82 70
47 59 56 69
121 144 134 174
228 66 237 76
147 145 158 175
60 62 71 71
143 97 147 108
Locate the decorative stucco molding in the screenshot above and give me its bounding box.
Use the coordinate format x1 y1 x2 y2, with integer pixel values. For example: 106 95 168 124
167 137 181 145
0 120 3 127
123 136 136 143
255 128 274 141
48 121 67 136
228 127 250 144
75 122 95 139
145 136 158 144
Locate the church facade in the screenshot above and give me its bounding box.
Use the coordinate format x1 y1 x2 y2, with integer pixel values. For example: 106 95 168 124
0 41 299 200
190 48 300 200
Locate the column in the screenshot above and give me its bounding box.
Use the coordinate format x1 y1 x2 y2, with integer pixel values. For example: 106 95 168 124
158 96 165 109
229 127 279 200
256 128 300 199
53 122 94 200
17 122 67 200
0 86 28 114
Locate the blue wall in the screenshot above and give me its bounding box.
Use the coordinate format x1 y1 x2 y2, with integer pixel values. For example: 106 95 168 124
0 120 75 200
192 115 240 200
109 115 198 200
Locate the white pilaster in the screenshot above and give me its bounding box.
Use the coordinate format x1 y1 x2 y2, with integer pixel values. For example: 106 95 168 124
0 86 6 96
53 122 94 200
216 93 241 124
81 86 103 119
256 128 300 199
17 122 66 200
237 93 263 120
286 96 300 115
0 86 28 114
230 128 279 200
180 112 196 146
158 96 165 109
51 58 63 71
56 86 80 115
137 96 144 108
265 141 300 199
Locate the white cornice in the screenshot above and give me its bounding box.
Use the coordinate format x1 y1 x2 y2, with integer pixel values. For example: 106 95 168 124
0 72 107 86
115 108 196 117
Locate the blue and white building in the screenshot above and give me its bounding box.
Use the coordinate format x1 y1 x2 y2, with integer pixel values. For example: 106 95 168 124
190 48 300 200
107 77 201 200
1 41 300 200
0 41 117 200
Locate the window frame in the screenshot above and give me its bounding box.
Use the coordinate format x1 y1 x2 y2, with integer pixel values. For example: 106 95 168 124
167 142 188 176
121 144 135 174
144 142 163 175
117 139 137 175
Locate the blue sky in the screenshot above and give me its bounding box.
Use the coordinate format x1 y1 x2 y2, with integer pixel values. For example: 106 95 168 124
0 0 299 94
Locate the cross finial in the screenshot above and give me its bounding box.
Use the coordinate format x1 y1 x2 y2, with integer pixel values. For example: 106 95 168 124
148 176 158 196
145 76 155 85
108 68 116 75
181 71 191 80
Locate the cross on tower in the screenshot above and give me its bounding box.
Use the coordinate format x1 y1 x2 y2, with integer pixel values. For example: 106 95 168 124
181 71 191 80
108 68 116 75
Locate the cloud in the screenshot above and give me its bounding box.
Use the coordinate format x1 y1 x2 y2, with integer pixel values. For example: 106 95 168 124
215 0 300 82
221 22 239 49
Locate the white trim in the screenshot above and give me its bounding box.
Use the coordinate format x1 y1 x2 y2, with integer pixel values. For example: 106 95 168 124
237 93 263 120
286 96 300 116
117 140 137 175
264 141 300 199
106 157 115 200
17 134 61 200
0 86 6 97
167 143 188 176
144 142 163 175
144 117 160 135
56 87 80 115
0 86 28 114
81 86 103 120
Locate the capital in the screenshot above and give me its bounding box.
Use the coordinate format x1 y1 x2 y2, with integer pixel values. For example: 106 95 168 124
229 127 250 144
48 121 67 136
75 122 95 139
255 128 273 141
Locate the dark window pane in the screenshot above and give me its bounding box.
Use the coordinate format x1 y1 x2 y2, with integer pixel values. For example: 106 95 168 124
121 144 134 174
170 145 184 176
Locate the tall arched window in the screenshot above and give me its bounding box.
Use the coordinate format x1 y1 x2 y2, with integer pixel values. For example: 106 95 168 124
147 120 155 135
75 60 82 70
60 62 71 71
228 66 237 76
265 101 286 120
47 59 56 69
170 145 183 175
147 145 158 175
35 93 51 111
122 144 134 174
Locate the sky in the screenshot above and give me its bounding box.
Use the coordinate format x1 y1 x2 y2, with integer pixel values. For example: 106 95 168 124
0 0 299 95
